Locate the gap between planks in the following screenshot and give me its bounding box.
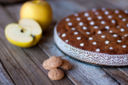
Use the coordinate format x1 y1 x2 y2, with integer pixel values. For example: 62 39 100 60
4 0 128 85
0 61 14 85
0 5 73 85
3 1 121 85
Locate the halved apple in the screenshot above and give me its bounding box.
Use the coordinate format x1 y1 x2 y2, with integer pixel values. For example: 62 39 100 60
5 19 42 48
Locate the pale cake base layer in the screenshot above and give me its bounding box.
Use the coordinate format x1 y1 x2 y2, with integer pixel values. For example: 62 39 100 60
54 25 128 66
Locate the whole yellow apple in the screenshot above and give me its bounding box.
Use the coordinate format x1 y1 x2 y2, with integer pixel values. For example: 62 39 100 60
20 0 52 30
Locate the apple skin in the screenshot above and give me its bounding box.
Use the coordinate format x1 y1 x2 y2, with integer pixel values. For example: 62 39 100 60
20 0 52 30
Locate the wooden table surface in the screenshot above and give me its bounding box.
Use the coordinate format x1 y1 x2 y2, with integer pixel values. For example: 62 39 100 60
1 0 128 85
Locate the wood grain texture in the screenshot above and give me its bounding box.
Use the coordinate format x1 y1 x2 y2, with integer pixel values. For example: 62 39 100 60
4 0 127 85
2 0 128 85
4 3 117 85
0 62 14 85
38 26 119 85
104 0 128 9
40 0 128 85
0 5 73 85
103 68 128 85
48 0 119 21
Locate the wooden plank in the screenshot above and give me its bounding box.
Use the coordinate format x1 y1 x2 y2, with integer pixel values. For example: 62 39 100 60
47 0 120 21
0 62 14 85
38 0 128 85
38 25 119 85
0 5 73 85
23 46 74 85
102 68 128 85
4 1 121 85
4 0 128 85
0 28 53 85
4 3 21 21
103 0 128 9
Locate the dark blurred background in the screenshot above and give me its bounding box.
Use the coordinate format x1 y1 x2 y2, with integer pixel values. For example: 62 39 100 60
1 0 128 22
1 0 128 10
0 0 27 4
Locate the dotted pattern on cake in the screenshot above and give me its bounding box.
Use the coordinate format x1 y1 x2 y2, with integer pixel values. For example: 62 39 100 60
57 8 128 54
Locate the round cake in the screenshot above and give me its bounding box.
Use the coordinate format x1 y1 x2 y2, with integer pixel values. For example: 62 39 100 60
54 8 128 66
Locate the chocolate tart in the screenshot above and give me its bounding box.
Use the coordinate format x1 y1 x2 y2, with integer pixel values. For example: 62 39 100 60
54 8 128 66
